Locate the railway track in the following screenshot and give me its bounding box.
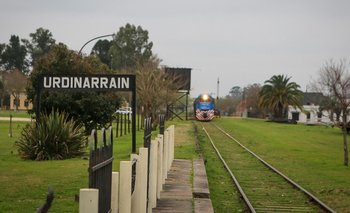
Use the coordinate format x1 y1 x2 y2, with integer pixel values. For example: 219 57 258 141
199 122 335 213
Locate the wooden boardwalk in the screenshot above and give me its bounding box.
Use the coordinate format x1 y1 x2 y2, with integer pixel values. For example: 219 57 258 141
152 159 192 213
153 159 214 213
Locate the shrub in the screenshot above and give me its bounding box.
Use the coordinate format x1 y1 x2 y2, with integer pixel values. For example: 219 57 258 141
16 110 86 160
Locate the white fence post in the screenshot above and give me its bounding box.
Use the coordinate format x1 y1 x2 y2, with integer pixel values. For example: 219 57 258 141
79 189 99 213
130 154 140 213
149 139 159 209
169 125 175 166
111 172 119 213
119 161 132 213
157 135 164 199
163 129 169 182
138 148 149 213
166 128 171 172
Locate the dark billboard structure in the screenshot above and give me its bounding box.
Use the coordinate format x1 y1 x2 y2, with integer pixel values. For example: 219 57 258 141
164 67 192 120
164 67 191 91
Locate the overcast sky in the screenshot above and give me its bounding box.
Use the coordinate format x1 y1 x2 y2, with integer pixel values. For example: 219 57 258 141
1 0 349 97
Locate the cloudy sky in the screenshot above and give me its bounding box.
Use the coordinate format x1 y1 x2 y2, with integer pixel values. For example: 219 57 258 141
1 0 349 97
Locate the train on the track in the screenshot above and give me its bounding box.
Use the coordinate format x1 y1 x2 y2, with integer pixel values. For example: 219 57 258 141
193 94 216 121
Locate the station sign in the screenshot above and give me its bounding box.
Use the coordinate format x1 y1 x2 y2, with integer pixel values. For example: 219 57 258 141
37 74 137 153
41 75 135 91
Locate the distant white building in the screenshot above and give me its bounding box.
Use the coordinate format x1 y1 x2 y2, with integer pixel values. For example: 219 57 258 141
288 93 332 124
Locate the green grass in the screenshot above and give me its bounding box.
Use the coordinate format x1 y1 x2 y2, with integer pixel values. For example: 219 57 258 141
0 121 145 212
203 117 350 212
194 122 247 212
172 121 199 159
0 110 32 118
3 117 349 212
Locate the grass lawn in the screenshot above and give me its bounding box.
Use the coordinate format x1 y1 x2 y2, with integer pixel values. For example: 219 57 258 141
2 117 349 212
172 120 199 160
209 117 350 212
0 110 32 118
0 120 146 212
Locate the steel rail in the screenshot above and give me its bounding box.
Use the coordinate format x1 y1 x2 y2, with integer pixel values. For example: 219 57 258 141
202 125 256 213
213 123 336 213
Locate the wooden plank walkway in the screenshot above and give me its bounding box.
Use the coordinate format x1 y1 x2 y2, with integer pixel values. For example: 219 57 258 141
152 159 192 213
152 159 214 213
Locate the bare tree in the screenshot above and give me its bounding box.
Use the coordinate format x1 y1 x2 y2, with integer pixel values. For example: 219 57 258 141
136 57 181 128
2 69 27 111
314 59 350 166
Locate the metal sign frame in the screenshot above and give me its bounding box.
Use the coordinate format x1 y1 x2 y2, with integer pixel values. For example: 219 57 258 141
37 74 137 153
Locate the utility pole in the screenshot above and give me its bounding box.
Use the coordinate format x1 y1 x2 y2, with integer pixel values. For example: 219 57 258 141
216 77 220 100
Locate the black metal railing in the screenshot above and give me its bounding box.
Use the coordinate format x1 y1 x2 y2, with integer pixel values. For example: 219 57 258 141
89 127 113 213
143 117 152 148
143 117 152 211
159 114 165 135
115 112 131 138
131 158 137 194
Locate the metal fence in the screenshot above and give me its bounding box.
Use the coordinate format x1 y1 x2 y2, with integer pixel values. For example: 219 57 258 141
115 112 131 138
159 114 165 135
131 158 137 194
88 126 113 213
143 117 152 210
80 114 174 213
143 117 152 148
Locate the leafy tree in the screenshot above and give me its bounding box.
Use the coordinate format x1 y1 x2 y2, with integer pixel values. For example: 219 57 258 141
229 86 242 99
109 23 153 71
27 44 117 134
0 78 4 107
2 69 28 111
0 43 5 57
91 39 112 67
217 86 242 116
0 35 29 74
242 84 263 117
258 75 303 120
23 27 56 66
313 59 350 166
216 96 237 116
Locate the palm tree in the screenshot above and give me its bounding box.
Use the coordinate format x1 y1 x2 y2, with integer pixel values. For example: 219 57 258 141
258 75 303 121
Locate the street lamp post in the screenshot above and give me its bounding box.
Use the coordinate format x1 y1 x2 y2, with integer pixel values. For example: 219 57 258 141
78 34 114 55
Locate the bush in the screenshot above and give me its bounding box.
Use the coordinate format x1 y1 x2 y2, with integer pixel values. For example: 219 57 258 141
16 110 86 160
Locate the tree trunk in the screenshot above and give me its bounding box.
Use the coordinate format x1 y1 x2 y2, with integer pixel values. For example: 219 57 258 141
329 110 334 122
342 113 349 166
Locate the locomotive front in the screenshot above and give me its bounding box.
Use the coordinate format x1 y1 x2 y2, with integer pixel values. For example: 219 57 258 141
194 94 215 121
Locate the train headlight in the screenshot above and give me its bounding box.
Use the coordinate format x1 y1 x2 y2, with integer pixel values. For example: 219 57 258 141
202 94 209 101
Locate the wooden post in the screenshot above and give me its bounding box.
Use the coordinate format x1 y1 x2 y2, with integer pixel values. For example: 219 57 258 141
149 139 158 208
79 189 99 213
116 114 119 138
119 161 132 213
131 154 140 213
169 125 175 166
157 135 164 199
111 172 119 213
139 148 149 213
8 114 12 137
163 130 169 183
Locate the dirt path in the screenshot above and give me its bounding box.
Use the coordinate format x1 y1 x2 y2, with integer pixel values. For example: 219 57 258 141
0 117 31 121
